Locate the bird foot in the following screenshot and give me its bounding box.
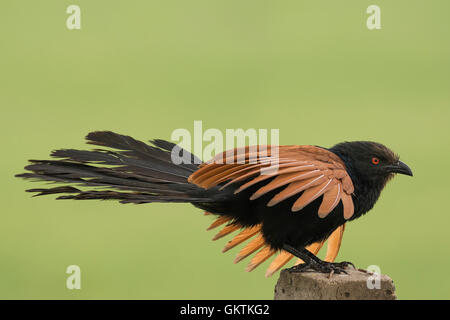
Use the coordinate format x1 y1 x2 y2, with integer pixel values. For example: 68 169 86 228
288 261 355 275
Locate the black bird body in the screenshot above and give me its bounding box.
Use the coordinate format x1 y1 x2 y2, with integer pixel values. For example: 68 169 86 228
16 132 412 275
193 142 404 251
193 179 347 250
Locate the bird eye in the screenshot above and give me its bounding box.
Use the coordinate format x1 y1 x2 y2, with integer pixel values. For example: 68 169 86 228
372 157 380 165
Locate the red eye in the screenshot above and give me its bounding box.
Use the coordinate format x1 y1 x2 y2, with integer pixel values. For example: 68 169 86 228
372 157 380 165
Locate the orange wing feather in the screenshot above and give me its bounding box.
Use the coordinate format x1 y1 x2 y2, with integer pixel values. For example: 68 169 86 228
205 216 347 277
212 223 240 240
234 234 266 263
189 145 354 220
325 224 346 262
195 144 354 277
206 215 232 230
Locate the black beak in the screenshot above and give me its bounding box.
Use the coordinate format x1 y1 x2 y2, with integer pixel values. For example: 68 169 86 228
387 160 413 176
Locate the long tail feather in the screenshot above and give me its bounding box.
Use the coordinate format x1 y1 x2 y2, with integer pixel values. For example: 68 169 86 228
16 131 209 204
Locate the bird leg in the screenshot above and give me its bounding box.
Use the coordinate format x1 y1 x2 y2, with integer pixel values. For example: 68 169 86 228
282 244 354 275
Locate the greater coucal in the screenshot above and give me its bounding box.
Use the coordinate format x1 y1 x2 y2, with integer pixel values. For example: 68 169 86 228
16 132 413 276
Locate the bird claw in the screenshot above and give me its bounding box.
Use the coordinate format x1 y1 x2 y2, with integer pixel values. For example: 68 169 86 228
335 261 356 269
288 261 354 275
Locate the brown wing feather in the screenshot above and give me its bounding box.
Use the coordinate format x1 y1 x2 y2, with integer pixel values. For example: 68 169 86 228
195 164 245 188
318 183 341 218
195 145 354 275
341 193 355 219
292 179 334 212
203 164 263 189
235 164 316 194
249 169 323 200
189 145 354 221
266 175 327 207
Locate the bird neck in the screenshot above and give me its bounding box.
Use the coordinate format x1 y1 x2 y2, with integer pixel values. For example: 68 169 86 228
329 148 386 220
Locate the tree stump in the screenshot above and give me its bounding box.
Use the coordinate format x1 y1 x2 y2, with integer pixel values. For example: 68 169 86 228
274 266 396 300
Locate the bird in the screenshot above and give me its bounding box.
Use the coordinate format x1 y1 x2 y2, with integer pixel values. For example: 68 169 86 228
16 131 413 276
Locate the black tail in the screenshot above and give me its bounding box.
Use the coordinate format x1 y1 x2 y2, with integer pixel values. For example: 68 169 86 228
16 131 211 204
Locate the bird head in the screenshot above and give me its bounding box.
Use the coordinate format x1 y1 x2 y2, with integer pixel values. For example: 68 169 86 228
330 141 413 184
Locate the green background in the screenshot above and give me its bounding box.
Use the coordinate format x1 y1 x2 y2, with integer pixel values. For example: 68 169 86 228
1 1 449 299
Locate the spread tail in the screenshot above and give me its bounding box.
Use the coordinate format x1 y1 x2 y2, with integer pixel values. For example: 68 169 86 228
16 131 210 204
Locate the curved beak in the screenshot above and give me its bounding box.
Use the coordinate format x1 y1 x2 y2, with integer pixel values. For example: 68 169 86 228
387 160 413 176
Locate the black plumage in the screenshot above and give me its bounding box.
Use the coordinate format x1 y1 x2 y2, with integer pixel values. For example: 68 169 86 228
16 131 412 274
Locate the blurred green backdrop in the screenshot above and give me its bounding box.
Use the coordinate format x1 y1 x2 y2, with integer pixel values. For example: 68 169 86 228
1 0 449 299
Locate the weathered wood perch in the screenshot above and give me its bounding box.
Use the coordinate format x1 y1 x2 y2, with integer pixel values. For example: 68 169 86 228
274 266 396 300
